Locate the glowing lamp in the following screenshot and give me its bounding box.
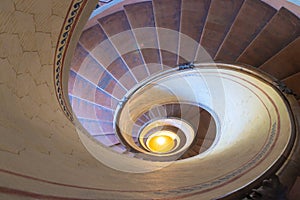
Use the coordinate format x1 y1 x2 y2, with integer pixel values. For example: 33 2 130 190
146 131 177 153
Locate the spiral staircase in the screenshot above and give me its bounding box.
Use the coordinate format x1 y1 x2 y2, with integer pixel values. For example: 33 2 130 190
63 0 300 199
69 1 300 154
0 0 300 199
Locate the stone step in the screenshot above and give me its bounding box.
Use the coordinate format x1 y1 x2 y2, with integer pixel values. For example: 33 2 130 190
153 0 181 67
104 57 137 90
79 24 108 51
69 43 89 72
215 0 276 62
69 72 119 109
77 24 135 92
94 134 120 146
69 48 127 100
135 118 146 126
122 50 149 81
98 10 147 83
237 8 300 67
137 113 151 123
179 0 211 61
76 106 114 122
124 1 162 75
199 0 244 58
80 120 114 135
81 33 136 91
96 70 127 100
259 37 300 80
69 96 99 120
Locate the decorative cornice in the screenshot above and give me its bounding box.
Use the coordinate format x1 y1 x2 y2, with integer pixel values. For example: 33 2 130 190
53 0 88 122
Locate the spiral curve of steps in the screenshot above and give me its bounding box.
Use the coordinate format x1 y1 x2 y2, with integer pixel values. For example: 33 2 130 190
69 0 300 152
66 0 300 199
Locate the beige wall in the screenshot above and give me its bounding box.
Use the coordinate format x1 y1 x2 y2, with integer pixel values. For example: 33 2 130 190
0 1 120 199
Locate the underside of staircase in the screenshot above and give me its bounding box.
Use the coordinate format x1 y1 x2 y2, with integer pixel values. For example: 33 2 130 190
67 0 300 199
69 0 300 153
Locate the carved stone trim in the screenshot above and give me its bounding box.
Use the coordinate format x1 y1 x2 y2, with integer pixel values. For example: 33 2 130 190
53 0 88 122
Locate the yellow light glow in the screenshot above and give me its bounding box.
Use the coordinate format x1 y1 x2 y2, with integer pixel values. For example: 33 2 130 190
156 136 167 145
147 131 176 153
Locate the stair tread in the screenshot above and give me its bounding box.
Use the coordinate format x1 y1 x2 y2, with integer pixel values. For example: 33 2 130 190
237 8 300 67
180 0 210 42
70 44 89 72
69 97 99 119
79 24 107 51
200 0 244 58
153 0 181 30
76 106 114 122
215 0 276 62
80 120 113 134
148 107 162 118
98 10 147 83
77 117 113 123
137 114 151 123
69 74 119 109
153 0 181 67
141 49 162 74
135 118 146 126
161 50 181 68
179 0 211 61
94 134 120 146
168 104 181 117
124 1 155 28
260 37 300 80
106 57 137 90
96 121 114 133
96 71 127 100
69 46 127 100
122 50 148 81
70 53 104 86
89 37 119 67
87 34 133 88
124 2 162 75
98 10 131 36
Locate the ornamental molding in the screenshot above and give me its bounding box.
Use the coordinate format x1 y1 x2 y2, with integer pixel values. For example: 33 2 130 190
53 0 88 122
